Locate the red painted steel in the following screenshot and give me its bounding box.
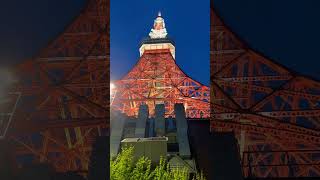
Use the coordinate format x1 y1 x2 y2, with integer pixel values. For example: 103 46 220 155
111 49 210 118
2 0 109 173
211 6 320 178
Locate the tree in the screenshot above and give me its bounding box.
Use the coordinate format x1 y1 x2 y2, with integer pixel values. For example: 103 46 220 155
110 147 206 180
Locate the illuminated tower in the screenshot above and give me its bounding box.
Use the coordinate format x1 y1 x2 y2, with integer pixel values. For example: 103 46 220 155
111 12 210 118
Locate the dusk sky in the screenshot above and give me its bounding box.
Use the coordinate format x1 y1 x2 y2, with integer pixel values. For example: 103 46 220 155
110 0 210 85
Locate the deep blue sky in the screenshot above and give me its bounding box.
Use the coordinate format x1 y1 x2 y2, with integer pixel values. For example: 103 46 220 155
110 0 210 85
214 0 320 80
0 0 86 66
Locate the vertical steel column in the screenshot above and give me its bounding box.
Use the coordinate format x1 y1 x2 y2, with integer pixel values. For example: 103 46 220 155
155 104 165 137
134 105 149 138
174 103 191 158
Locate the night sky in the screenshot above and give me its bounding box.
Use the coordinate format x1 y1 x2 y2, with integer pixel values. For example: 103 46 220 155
0 0 85 95
0 0 86 66
214 0 320 80
110 0 210 85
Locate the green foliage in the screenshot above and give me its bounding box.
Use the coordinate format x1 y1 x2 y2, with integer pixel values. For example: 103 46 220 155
131 157 153 180
192 171 206 180
152 157 172 180
170 166 189 180
110 146 134 180
110 147 206 180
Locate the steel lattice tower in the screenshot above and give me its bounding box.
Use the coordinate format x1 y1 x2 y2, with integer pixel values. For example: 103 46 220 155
1 0 109 173
111 13 210 118
211 5 320 178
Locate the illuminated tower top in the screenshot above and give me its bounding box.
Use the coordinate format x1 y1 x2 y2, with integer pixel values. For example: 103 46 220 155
139 12 176 59
148 11 168 39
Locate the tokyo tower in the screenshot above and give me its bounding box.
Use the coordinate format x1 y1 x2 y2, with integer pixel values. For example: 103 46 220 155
111 12 210 118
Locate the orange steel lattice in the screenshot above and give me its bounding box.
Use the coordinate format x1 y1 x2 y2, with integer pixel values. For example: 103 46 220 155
4 0 109 173
211 5 320 178
111 48 210 118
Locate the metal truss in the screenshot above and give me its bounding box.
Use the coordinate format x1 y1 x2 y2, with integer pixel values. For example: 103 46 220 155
211 6 320 178
111 49 210 118
3 0 109 173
